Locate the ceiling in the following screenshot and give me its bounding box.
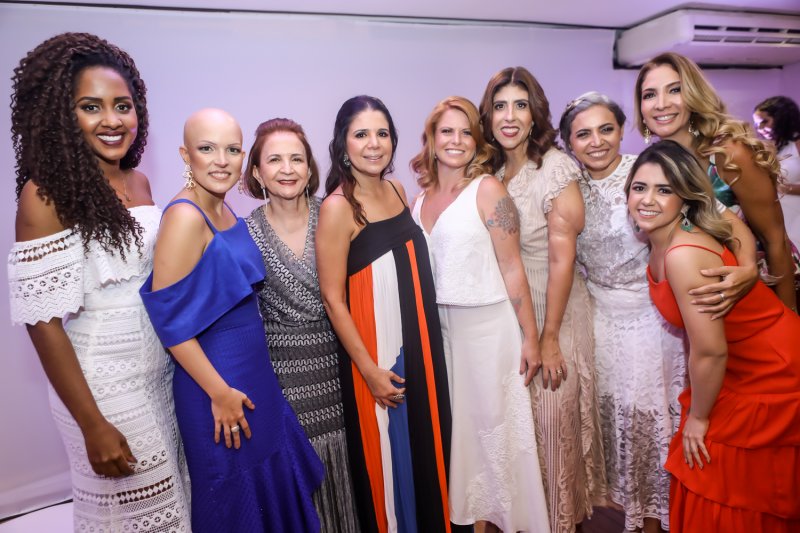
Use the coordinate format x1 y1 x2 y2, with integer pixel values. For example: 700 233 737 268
12 0 800 28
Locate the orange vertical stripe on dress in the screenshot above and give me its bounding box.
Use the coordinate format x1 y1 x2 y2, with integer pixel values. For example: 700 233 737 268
348 266 388 533
406 241 451 532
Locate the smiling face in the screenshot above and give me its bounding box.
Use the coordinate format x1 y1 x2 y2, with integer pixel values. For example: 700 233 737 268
627 161 683 235
433 108 476 173
491 83 533 153
345 108 393 181
73 66 138 172
180 109 244 198
254 131 310 202
753 109 774 140
640 64 692 143
568 105 623 179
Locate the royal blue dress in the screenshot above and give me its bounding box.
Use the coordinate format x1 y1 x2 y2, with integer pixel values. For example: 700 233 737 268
140 199 324 533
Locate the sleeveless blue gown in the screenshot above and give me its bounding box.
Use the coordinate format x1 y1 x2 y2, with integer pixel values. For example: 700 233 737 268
140 199 324 532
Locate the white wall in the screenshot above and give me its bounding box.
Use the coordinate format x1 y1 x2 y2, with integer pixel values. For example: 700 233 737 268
0 2 794 518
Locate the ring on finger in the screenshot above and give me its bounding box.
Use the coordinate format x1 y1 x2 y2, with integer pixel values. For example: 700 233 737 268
555 369 563 375
230 425 240 434
718 291 725 302
390 393 405 402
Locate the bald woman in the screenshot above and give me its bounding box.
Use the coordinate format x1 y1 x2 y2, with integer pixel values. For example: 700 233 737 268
141 109 324 532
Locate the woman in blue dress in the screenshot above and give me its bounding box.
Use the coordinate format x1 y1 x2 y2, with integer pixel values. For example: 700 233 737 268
140 108 323 532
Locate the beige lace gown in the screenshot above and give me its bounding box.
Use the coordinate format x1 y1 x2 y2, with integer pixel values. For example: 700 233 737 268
497 148 606 533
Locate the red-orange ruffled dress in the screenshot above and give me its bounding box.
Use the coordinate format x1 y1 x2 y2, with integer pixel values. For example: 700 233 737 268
647 244 800 532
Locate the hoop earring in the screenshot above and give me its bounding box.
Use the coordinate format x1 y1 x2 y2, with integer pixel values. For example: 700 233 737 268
680 205 694 232
643 124 652 145
182 163 195 190
343 154 351 167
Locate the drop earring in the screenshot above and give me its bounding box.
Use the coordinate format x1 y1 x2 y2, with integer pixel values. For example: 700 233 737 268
643 123 652 145
343 154 351 167
688 119 699 138
680 205 694 232
182 163 195 190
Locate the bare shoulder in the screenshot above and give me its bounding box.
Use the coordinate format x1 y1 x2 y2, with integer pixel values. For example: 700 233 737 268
318 191 358 237
476 174 506 200
664 233 725 284
159 200 207 236
15 180 65 240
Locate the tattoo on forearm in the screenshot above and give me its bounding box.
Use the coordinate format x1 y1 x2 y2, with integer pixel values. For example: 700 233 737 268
486 196 520 236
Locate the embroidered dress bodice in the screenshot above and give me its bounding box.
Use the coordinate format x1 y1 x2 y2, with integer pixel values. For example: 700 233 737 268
412 176 508 306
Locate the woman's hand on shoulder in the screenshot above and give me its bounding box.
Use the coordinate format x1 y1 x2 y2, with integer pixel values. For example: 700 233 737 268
151 202 209 290
15 180 65 241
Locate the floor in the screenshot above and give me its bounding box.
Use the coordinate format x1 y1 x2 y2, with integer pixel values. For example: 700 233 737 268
0 502 626 532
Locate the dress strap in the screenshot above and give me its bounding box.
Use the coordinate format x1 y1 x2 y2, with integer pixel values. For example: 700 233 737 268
164 199 218 234
664 243 724 272
386 180 407 207
223 200 237 218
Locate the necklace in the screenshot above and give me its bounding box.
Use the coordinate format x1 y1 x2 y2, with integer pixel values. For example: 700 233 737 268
121 174 130 202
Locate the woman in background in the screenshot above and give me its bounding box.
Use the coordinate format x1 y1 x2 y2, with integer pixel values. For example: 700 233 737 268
316 95 451 533
560 91 757 533
627 140 800 532
635 52 798 312
480 66 606 533
141 108 323 532
7 33 190 531
411 95 549 533
753 96 800 246
243 117 359 532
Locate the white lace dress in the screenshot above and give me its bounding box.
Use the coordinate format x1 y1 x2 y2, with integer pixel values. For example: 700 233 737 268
8 205 191 532
412 177 550 532
576 154 686 531
498 149 606 533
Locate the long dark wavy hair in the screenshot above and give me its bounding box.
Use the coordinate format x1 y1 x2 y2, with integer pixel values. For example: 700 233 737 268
755 96 800 153
479 66 558 172
11 32 148 255
325 95 398 226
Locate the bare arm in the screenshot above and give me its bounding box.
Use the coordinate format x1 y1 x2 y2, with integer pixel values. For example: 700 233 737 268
723 141 796 308
151 204 254 449
16 182 135 477
689 208 758 318
540 180 584 391
478 178 541 386
665 244 729 469
316 195 405 408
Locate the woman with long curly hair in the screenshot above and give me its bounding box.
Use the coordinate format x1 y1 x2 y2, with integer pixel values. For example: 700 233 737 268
316 95 451 532
7 33 190 531
479 67 606 533
410 96 549 532
635 52 799 312
627 140 800 532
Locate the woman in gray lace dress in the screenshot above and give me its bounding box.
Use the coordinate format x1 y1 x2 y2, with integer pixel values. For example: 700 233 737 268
243 118 358 533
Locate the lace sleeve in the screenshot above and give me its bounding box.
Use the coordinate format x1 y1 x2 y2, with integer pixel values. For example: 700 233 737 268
542 150 582 215
8 229 84 325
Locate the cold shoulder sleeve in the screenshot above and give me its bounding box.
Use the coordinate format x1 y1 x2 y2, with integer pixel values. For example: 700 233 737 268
541 150 582 215
8 229 84 325
140 221 266 348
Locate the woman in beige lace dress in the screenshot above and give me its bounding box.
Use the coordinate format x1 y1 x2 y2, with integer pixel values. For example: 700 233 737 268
479 67 606 533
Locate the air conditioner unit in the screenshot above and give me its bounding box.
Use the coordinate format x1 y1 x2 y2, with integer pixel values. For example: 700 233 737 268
615 9 800 67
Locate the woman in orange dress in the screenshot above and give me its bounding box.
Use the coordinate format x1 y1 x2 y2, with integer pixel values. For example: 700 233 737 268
625 139 800 532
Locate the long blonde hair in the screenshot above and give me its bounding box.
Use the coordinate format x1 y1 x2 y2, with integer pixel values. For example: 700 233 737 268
634 52 781 184
411 96 494 191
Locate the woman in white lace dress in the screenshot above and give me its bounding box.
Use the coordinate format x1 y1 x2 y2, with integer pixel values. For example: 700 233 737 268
7 33 190 532
479 67 606 533
558 91 758 533
410 96 549 532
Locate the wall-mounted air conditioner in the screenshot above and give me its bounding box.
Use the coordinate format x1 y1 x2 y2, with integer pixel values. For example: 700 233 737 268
615 9 800 67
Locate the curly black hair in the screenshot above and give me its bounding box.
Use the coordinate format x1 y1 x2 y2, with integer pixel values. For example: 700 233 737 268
11 32 149 255
755 96 800 153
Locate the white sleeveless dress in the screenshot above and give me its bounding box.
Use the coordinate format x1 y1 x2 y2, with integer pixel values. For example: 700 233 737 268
8 205 191 532
412 176 550 532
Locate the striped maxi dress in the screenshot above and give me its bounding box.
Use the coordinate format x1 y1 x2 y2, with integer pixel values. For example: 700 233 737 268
342 201 452 533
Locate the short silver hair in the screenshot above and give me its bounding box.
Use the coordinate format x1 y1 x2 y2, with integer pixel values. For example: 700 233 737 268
558 91 627 156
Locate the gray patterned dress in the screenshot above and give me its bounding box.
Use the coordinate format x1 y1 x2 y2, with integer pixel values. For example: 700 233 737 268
246 198 358 533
